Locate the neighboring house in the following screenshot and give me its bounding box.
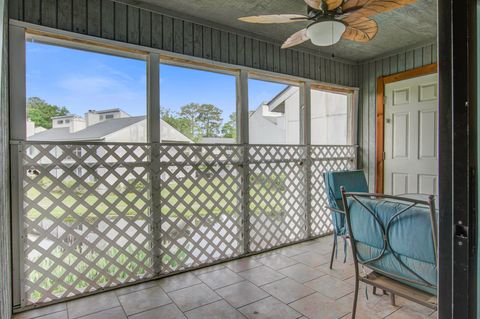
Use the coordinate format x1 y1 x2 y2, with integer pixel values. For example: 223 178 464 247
26 119 46 137
29 108 192 143
27 108 193 184
249 86 349 145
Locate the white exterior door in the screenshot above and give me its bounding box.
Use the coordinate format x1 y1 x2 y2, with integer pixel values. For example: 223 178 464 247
384 73 438 195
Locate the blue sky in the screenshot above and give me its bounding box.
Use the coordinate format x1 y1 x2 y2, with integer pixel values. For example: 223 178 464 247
26 41 287 122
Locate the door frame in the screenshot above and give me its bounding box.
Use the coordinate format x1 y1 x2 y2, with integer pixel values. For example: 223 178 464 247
375 63 438 193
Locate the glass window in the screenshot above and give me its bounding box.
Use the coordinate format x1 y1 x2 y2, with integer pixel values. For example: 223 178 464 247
159 63 237 144
26 38 147 142
248 79 301 144
310 89 351 145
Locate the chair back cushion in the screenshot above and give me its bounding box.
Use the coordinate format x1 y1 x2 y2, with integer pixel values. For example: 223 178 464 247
323 170 368 235
346 197 437 295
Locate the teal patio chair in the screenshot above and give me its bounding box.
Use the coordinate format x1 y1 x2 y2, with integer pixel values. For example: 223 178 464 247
323 170 368 269
340 189 438 318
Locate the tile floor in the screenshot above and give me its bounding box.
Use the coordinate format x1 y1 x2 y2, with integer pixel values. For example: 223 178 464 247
13 235 437 319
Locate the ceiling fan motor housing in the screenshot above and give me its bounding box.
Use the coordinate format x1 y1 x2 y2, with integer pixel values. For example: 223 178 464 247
307 4 344 21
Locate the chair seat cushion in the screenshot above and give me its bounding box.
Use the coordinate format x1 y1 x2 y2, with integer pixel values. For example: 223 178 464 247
347 197 437 295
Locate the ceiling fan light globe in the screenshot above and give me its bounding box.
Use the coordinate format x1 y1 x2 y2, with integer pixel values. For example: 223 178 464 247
306 21 346 46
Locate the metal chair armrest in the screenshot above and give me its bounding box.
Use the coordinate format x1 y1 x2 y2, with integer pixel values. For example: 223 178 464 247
324 206 345 214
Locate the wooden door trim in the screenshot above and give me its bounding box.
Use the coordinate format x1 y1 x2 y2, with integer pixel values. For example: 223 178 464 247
375 63 437 193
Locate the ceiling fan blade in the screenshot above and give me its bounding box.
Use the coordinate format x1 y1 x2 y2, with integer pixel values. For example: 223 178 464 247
304 0 344 10
238 14 308 24
341 0 370 11
341 17 378 42
341 0 417 19
281 29 310 49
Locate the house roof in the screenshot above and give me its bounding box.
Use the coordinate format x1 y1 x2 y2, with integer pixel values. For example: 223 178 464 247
68 116 145 141
87 108 124 114
29 116 193 143
51 114 83 119
29 128 72 141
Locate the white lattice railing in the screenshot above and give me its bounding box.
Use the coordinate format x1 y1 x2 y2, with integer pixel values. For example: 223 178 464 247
16 142 357 305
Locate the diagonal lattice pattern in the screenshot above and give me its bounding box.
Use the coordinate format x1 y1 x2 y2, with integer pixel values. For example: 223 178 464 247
159 144 244 272
22 143 153 304
310 145 358 236
248 146 308 251
19 142 356 306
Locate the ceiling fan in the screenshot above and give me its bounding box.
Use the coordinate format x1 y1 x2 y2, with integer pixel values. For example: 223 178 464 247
238 0 417 48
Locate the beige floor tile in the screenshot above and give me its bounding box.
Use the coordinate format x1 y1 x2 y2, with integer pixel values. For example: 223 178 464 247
290 292 351 319
118 286 171 316
261 278 315 304
225 257 263 273
275 244 312 257
184 300 245 319
278 263 326 283
238 266 285 286
318 260 356 280
128 303 186 319
197 268 244 289
385 307 432 319
394 297 436 316
292 251 331 267
67 292 120 319
115 281 158 296
305 275 354 299
191 264 226 275
338 291 399 319
238 296 301 319
157 272 202 292
77 307 126 319
255 254 298 270
305 241 336 255
14 311 67 319
168 283 221 312
216 281 269 308
14 304 66 319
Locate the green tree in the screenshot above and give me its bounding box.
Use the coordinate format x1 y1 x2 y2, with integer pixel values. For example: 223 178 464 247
27 97 69 129
197 104 223 137
179 103 201 138
179 103 224 138
221 112 237 139
161 108 197 141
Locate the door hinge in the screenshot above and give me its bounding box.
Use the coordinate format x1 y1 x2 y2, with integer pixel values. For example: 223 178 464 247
383 96 387 105
383 152 386 160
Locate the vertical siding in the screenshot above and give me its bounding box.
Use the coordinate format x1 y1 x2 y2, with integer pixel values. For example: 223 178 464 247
357 43 437 190
10 0 358 86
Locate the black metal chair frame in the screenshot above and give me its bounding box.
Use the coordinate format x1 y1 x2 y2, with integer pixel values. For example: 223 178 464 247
324 205 349 269
340 188 438 319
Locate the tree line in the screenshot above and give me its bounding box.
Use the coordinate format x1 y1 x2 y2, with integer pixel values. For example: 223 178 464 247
27 97 236 141
161 103 236 142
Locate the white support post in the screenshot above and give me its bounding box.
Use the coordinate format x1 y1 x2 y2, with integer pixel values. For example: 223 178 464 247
9 25 25 142
147 53 162 273
9 25 26 308
302 81 313 238
237 70 250 254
